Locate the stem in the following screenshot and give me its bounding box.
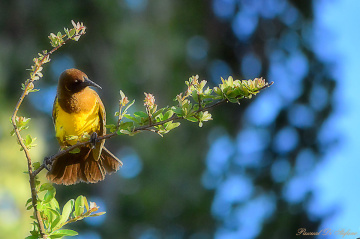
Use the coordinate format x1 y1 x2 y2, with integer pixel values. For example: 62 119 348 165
11 112 47 239
11 31 85 239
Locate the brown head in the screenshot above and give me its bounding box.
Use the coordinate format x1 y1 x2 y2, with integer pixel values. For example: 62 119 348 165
57 68 101 96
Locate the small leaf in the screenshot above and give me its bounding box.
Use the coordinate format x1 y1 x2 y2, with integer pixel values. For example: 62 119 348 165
171 106 182 116
40 183 55 192
47 208 61 230
163 110 174 120
49 197 60 212
75 195 86 217
119 121 134 130
69 28 76 38
123 115 138 123
123 99 135 113
36 201 45 212
25 198 32 207
25 235 38 239
32 162 41 171
151 108 166 119
50 229 78 238
88 211 106 217
185 116 198 122
105 124 116 129
69 148 81 154
165 122 180 131
119 90 126 100
59 199 75 225
134 111 148 118
25 134 32 145
44 188 56 203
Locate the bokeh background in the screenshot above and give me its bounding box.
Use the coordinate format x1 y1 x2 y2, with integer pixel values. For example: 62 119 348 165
0 0 359 238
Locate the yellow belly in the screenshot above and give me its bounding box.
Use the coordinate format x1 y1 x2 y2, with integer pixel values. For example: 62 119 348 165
55 103 100 146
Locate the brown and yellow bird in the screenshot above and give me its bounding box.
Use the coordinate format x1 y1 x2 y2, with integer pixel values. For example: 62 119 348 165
47 68 122 185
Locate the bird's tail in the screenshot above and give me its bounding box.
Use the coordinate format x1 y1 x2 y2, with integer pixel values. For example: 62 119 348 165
47 147 122 185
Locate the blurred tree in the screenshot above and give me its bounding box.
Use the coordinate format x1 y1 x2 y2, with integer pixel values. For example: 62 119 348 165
0 0 335 238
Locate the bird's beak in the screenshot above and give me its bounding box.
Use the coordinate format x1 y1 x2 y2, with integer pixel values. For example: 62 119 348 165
83 76 102 89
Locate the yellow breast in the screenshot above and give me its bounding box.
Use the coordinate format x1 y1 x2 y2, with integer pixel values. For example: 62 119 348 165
55 100 100 146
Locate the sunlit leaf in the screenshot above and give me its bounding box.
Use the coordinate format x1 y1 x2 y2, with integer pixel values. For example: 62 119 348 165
88 211 106 217
50 229 78 238
74 195 86 217
59 199 74 226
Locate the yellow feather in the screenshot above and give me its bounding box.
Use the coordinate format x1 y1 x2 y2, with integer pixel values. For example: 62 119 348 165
54 100 100 146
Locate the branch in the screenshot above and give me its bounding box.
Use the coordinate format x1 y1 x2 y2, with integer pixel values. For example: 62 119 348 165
35 76 273 177
34 99 228 176
10 21 86 239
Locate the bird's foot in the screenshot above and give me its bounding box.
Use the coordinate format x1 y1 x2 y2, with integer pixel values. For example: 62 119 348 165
43 156 52 171
90 132 99 149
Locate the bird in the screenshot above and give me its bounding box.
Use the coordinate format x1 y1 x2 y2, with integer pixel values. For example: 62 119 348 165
47 68 122 185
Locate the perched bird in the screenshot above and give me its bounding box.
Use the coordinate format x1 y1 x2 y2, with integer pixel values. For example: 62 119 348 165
47 68 122 185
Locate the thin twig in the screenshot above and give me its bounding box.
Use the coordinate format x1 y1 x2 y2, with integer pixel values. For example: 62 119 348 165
11 32 85 239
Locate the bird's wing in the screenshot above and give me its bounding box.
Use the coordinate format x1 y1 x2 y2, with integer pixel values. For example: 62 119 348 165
52 96 58 125
92 92 106 161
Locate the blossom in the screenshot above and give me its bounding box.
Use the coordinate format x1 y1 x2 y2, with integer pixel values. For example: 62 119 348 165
144 92 155 109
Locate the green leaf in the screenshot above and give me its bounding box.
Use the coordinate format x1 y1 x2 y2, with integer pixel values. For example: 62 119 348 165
69 148 81 154
119 121 134 130
88 211 106 217
123 114 139 123
47 208 61 230
74 195 86 217
185 116 198 122
25 235 38 239
155 113 163 122
25 198 32 207
191 90 199 102
171 106 183 116
118 129 138 136
123 99 135 113
200 111 212 121
23 134 37 150
83 196 89 212
49 197 60 212
163 110 174 120
36 201 45 212
40 183 55 192
25 134 32 145
134 111 148 118
43 188 56 203
59 199 75 225
32 162 41 170
69 28 76 38
50 229 78 238
105 124 117 133
151 108 166 119
165 122 180 131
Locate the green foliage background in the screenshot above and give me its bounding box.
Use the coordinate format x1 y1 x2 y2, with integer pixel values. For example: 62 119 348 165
0 0 335 238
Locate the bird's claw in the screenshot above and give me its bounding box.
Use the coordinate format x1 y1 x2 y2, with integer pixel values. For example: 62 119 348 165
43 156 52 171
90 132 98 149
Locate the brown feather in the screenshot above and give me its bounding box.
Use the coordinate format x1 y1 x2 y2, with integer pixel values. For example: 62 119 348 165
47 147 122 185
